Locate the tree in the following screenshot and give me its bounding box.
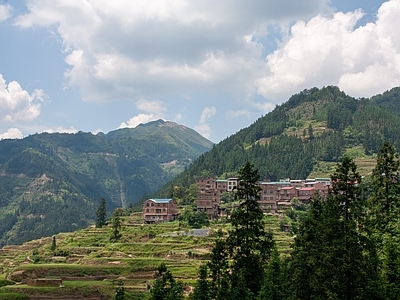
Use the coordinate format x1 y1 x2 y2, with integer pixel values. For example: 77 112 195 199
110 209 122 242
207 239 229 298
150 263 184 300
51 236 56 251
288 157 382 300
258 248 285 300
114 280 125 300
368 141 400 299
96 197 107 228
226 162 275 297
369 141 400 231
190 264 210 300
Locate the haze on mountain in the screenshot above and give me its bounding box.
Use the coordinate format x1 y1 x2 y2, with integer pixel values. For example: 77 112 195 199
1 85 400 246
0 120 213 246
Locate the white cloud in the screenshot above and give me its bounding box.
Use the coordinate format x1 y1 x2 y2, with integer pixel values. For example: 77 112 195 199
42 126 78 134
0 74 45 125
119 99 166 128
0 128 23 140
257 0 400 101
14 0 331 102
0 4 12 21
226 109 251 119
195 106 216 139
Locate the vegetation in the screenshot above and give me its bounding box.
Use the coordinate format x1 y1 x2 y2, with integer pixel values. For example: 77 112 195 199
0 120 213 246
96 198 107 228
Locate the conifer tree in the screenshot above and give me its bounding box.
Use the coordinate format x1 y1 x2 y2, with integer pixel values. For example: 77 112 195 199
150 263 183 300
96 197 107 228
190 264 210 300
51 236 56 251
110 210 122 242
288 157 382 300
369 141 400 231
226 162 274 297
207 239 229 298
368 141 400 299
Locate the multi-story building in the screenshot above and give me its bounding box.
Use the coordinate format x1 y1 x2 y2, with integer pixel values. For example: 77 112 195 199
259 181 290 212
196 176 331 217
143 198 178 223
196 177 238 219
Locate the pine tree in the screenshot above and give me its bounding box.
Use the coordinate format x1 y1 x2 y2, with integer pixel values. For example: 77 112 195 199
288 157 383 300
369 141 400 232
96 197 107 228
226 162 274 297
114 280 125 300
110 210 122 242
257 248 284 300
207 239 229 298
51 236 56 251
190 264 210 300
150 263 184 300
368 141 400 299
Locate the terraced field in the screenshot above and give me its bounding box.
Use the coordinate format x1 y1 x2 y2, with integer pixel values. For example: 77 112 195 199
0 213 293 299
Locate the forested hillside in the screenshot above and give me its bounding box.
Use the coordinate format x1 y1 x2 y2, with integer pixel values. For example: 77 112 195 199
0 120 213 246
156 86 400 197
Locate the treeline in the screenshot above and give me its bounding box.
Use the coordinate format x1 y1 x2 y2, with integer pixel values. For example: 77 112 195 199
156 86 400 197
152 142 400 300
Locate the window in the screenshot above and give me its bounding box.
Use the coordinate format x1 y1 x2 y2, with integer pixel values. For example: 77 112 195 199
146 209 149 212
163 203 166 207
207 201 210 206
270 190 273 194
270 196 273 200
146 203 149 207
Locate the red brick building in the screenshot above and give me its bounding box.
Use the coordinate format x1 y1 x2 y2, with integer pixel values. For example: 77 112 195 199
143 198 178 223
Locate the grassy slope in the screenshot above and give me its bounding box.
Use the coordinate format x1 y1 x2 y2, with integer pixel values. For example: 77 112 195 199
0 213 292 299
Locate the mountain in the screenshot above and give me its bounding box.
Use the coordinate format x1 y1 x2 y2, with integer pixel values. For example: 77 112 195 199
0 120 213 246
155 86 400 197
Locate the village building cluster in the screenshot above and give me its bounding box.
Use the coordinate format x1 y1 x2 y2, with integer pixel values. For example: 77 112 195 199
142 177 331 222
196 177 331 219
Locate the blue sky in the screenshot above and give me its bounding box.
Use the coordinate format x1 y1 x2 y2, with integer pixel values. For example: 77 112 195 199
0 0 398 142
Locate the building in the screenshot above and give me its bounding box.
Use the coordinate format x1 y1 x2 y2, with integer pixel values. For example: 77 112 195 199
196 177 238 219
259 181 290 212
196 176 332 217
143 198 178 223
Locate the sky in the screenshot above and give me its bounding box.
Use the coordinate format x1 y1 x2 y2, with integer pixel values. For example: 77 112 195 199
0 0 399 143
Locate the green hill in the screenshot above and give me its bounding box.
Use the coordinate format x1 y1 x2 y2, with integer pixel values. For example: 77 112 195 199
155 86 400 197
0 120 213 246
0 213 291 299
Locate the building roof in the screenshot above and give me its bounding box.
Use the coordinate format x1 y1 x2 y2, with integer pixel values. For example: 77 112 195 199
260 182 290 185
147 198 173 203
281 186 295 190
298 187 314 191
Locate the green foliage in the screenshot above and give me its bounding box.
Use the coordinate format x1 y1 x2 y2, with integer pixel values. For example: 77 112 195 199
288 157 382 300
0 121 213 245
369 141 400 230
110 213 122 242
51 236 56 251
178 209 209 229
190 264 210 300
96 198 107 228
0 292 29 300
149 263 184 300
114 280 126 300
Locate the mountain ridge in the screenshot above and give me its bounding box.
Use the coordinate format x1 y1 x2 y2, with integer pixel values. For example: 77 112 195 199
154 85 400 198
0 121 213 246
